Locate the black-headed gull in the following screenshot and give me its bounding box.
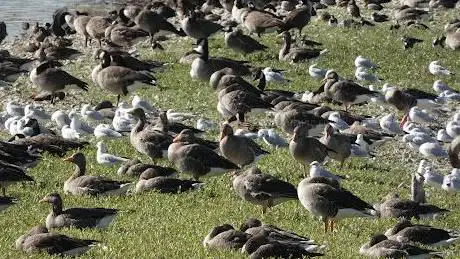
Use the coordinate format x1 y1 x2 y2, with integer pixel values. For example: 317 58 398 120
354 55 378 69
262 67 290 84
6 101 24 116
257 128 288 148
379 113 403 134
94 124 122 138
355 67 383 82
419 142 447 159
309 161 346 181
408 107 434 124
446 121 460 138
96 141 129 166
196 118 216 131
81 104 104 122
429 60 455 76
437 129 453 142
422 166 444 188
308 64 328 79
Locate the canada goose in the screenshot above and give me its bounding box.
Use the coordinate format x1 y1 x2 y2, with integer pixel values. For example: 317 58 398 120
323 70 378 111
168 129 238 180
31 22 51 42
105 22 149 48
30 60 88 103
242 232 324 258
39 193 118 229
298 176 376 233
283 0 313 36
135 172 204 193
449 136 460 168
190 38 254 80
242 3 285 37
232 0 250 24
347 0 361 18
360 234 443 258
134 5 185 43
377 193 449 219
384 219 460 247
94 49 164 72
92 50 157 106
319 124 352 168
15 225 98 256
0 161 34 196
203 224 251 249
34 42 81 61
63 152 132 196
279 31 326 63
0 22 6 44
127 108 173 159
220 124 269 167
436 25 460 50
232 167 298 213
181 11 222 42
86 16 112 47
72 14 91 46
209 68 238 89
224 27 268 54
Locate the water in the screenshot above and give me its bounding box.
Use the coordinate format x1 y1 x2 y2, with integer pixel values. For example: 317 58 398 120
0 0 115 38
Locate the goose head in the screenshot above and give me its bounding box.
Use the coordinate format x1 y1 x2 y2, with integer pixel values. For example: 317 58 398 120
39 193 64 214
220 123 234 140
127 108 146 120
63 152 87 174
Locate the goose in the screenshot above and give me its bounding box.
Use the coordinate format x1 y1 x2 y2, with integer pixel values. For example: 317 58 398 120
274 108 329 136
86 16 112 47
92 50 157 106
63 152 132 196
443 25 460 50
282 0 313 36
449 136 460 168
94 49 164 72
0 161 34 196
347 0 361 19
360 234 443 258
72 14 91 46
385 220 460 247
279 31 326 63
181 11 222 42
15 225 98 256
30 61 88 103
377 193 449 219
39 193 118 229
242 232 324 258
168 129 238 180
105 23 148 48
203 224 251 250
133 4 185 43
394 5 429 21
320 124 352 167
289 125 334 175
96 141 129 166
120 161 177 177
323 70 379 111
232 167 298 213
127 108 172 159
232 0 250 24
242 3 285 37
135 171 204 193
190 38 254 80
224 27 268 54
239 218 317 244
9 134 88 156
298 176 376 233
220 124 269 167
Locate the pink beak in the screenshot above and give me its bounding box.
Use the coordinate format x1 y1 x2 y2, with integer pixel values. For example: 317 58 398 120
399 113 409 129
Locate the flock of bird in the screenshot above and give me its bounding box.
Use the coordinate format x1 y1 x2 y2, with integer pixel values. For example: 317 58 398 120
0 0 460 257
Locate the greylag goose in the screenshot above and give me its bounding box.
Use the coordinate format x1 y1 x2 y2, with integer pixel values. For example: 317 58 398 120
360 234 443 258
92 50 157 106
224 27 268 54
181 11 222 42
448 136 460 168
289 125 334 175
220 124 270 167
168 129 238 180
63 152 132 196
119 160 177 177
239 218 317 244
242 232 324 258
30 60 88 103
319 124 352 168
190 38 254 80
282 0 313 36
15 225 98 256
242 3 285 37
394 5 429 21
279 31 326 63
203 224 251 249
135 171 204 193
134 4 185 43
323 70 379 111
275 109 330 135
0 162 34 196
86 16 112 47
10 134 89 156
377 193 449 219
231 167 298 213
298 176 376 232
128 108 172 159
384 219 460 247
39 193 118 229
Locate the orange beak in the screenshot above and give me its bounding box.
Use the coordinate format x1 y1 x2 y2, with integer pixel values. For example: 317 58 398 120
400 113 409 129
62 156 74 162
172 134 183 143
38 197 48 203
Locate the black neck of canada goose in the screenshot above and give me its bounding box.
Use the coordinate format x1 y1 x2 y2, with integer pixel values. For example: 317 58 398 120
132 109 147 133
257 72 266 91
199 38 209 61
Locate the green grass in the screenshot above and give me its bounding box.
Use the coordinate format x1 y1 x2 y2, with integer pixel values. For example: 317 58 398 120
2 6 460 258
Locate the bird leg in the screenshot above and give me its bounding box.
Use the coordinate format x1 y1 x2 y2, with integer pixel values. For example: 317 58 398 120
236 113 245 123
329 219 335 232
227 115 238 124
2 187 5 197
400 113 409 128
262 205 267 214
84 36 88 47
303 164 308 178
323 218 329 233
116 95 121 107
